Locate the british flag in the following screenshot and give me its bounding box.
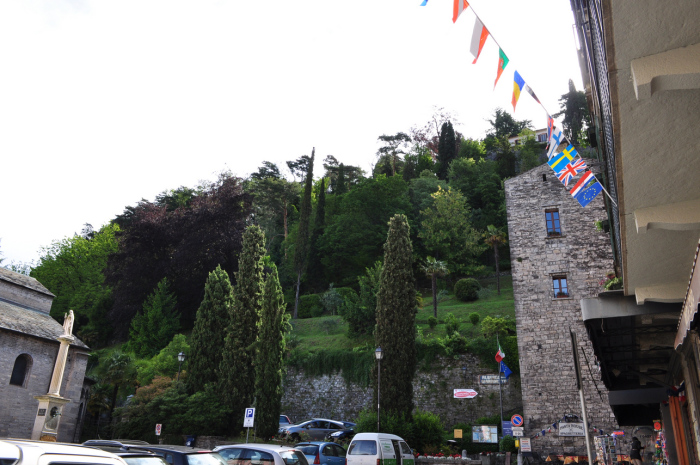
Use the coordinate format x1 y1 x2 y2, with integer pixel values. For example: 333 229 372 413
557 158 587 186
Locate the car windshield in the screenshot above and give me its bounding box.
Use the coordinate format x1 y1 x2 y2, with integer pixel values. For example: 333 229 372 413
348 441 377 456
278 451 309 465
186 453 228 465
123 457 170 465
296 446 319 456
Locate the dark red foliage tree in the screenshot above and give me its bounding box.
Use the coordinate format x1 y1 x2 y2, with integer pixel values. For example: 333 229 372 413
106 175 253 341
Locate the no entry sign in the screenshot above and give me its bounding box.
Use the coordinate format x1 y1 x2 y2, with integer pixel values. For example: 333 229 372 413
454 389 478 399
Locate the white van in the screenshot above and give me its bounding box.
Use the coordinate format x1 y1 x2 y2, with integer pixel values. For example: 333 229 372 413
346 433 414 465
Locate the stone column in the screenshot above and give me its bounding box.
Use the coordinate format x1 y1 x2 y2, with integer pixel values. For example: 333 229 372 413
48 335 74 396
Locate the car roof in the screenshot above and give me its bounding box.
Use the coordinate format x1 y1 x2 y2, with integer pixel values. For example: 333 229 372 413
352 433 406 442
131 445 214 454
294 442 330 446
1 439 126 461
214 444 301 452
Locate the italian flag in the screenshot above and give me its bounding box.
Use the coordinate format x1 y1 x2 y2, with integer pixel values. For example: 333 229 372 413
495 345 505 363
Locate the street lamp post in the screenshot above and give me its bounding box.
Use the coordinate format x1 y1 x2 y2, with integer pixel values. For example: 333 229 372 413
177 352 186 381
375 346 383 432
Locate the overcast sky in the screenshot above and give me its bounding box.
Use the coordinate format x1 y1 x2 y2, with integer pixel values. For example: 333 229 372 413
0 0 583 265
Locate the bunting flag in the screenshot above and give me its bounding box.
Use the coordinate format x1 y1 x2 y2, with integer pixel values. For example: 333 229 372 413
547 129 565 159
470 17 489 64
547 116 554 141
420 0 428 5
500 361 513 379
495 344 505 362
573 176 603 207
523 83 540 104
494 49 509 88
570 171 595 197
557 158 587 186
548 145 578 173
512 71 525 110
452 0 469 23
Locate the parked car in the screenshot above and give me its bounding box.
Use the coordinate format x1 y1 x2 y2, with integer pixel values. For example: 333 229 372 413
280 415 293 428
280 419 347 441
346 433 413 465
213 443 309 465
84 442 226 465
325 428 355 443
294 442 346 465
1 439 127 465
82 440 169 465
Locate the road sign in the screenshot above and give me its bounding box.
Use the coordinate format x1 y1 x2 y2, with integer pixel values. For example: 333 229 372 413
453 389 478 398
243 408 255 428
511 414 524 427
520 438 531 452
502 421 513 437
512 427 524 437
155 424 162 436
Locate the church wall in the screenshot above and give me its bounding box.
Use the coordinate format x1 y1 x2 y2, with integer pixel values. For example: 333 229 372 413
0 280 53 314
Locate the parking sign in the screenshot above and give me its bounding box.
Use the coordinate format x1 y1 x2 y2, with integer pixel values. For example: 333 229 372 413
155 424 162 436
243 408 255 428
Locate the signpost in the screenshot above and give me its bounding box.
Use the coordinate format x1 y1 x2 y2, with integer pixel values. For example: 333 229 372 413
155 424 162 436
453 389 478 399
244 408 255 443
502 421 513 437
512 427 524 437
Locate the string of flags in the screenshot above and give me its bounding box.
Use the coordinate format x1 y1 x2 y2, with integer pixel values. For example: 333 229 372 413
419 0 616 209
530 414 608 439
495 343 513 379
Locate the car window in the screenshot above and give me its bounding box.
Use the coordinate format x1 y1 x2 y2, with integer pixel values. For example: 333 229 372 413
122 457 170 465
160 453 174 465
304 422 319 428
186 453 227 465
342 423 354 428
217 449 244 465
320 446 334 458
327 423 341 431
348 441 377 456
315 421 329 429
242 451 273 465
278 451 308 465
399 442 412 456
296 446 318 456
331 446 345 458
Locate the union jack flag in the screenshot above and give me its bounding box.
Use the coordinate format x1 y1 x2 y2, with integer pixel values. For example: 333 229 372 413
557 158 587 186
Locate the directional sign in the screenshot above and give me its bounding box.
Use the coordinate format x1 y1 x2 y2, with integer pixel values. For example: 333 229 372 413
454 389 478 399
512 427 524 437
155 424 162 436
243 408 255 428
502 421 513 437
511 414 524 427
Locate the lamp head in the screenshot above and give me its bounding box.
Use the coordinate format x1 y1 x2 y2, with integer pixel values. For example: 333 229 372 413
178 352 186 363
375 346 383 361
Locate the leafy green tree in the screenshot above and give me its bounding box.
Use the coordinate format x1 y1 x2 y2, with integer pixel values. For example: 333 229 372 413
340 261 382 338
134 334 190 387
484 108 531 152
420 257 448 318
293 149 315 319
553 80 590 146
419 187 484 275
187 265 234 393
31 223 119 345
458 138 486 161
436 121 457 180
402 145 435 181
155 186 198 211
494 137 517 179
483 225 507 295
448 158 506 231
250 161 282 181
409 172 447 220
127 278 180 358
335 163 348 195
323 156 365 192
306 178 327 291
219 225 266 433
481 316 511 337
377 132 412 176
374 214 417 420
254 264 290 439
516 129 545 173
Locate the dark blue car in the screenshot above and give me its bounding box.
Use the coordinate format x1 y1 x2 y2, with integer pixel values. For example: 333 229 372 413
294 442 346 465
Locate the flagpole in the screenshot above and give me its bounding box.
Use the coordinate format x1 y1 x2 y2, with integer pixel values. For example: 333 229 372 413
498 334 504 431
599 183 618 208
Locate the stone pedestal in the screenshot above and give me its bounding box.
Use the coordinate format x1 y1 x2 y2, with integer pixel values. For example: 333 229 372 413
31 394 71 441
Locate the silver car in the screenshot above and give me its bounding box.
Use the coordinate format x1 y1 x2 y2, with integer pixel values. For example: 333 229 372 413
280 419 347 441
213 444 308 465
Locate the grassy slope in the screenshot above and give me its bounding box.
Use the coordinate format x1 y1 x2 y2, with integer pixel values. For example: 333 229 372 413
290 275 514 352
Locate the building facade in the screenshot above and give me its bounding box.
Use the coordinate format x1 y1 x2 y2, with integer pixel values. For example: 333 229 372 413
0 267 90 442
505 161 621 454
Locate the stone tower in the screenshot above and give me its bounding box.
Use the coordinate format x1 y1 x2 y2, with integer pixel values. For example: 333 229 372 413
505 161 621 454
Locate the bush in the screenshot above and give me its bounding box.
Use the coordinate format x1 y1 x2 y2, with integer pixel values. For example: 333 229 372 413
477 286 494 300
428 316 438 329
355 408 445 453
298 294 324 318
445 313 460 336
499 435 517 453
454 278 480 302
468 313 480 326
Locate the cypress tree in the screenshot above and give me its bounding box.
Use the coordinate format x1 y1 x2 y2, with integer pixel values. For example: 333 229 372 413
436 121 457 180
335 163 347 194
374 214 417 422
306 178 326 291
254 264 289 439
293 148 315 319
187 266 234 393
127 277 179 358
218 225 266 433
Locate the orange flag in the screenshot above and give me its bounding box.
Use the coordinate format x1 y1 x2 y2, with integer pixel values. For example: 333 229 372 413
453 0 469 23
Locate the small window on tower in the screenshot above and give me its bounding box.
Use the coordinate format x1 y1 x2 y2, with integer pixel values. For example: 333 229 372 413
553 275 569 298
545 209 561 236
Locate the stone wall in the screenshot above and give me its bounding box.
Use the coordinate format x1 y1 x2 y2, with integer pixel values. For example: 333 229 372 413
0 279 53 313
505 162 623 455
0 331 89 442
281 353 522 429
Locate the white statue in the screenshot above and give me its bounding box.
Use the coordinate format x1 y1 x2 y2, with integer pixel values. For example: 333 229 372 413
62 310 74 336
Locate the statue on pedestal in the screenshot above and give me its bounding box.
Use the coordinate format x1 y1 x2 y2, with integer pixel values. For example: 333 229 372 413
62 310 74 337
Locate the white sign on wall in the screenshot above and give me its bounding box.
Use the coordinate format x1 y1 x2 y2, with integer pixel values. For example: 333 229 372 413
559 422 585 437
520 438 531 452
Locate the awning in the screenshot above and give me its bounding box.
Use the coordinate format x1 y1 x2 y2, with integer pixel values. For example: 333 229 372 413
674 238 700 349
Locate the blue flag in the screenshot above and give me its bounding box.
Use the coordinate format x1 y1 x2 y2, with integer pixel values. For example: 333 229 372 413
500 361 513 379
574 179 603 207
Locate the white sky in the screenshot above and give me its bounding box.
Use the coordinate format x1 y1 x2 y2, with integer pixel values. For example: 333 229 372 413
0 0 583 265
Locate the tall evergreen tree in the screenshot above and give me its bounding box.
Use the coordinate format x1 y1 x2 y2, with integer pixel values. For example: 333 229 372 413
254 264 289 439
187 265 234 393
218 225 266 433
436 121 457 180
553 80 590 146
306 178 326 291
335 163 347 195
293 148 315 319
127 277 180 358
374 214 417 421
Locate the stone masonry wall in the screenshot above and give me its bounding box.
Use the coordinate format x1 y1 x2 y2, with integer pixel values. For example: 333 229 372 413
0 280 53 313
505 161 622 455
281 353 522 429
0 331 89 442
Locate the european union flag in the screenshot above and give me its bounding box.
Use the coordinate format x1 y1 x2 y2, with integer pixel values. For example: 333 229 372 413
500 361 513 379
574 179 603 207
